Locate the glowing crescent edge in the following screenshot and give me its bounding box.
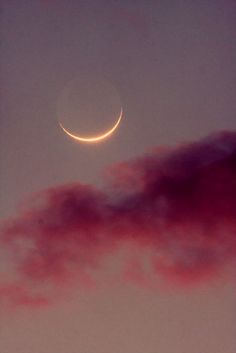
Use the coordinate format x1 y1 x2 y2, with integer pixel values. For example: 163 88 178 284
59 108 123 143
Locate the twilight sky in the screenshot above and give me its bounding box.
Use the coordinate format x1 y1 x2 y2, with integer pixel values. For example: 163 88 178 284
1 1 236 353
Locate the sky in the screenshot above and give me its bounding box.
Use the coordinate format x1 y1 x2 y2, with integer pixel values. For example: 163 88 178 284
1 1 236 353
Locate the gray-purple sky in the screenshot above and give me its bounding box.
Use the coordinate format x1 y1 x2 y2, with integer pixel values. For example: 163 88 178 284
1 1 236 353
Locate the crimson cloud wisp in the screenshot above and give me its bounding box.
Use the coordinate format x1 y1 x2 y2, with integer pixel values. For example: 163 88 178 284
1 131 236 307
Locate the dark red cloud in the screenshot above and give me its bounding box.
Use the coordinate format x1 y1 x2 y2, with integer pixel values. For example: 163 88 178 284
1 131 236 307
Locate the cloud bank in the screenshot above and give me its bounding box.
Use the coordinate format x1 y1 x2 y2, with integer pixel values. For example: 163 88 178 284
1 131 236 307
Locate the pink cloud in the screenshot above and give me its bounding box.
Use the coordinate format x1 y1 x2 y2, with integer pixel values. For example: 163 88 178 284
1 131 236 307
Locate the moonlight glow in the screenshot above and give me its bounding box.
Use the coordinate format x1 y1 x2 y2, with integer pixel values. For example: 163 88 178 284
59 109 123 143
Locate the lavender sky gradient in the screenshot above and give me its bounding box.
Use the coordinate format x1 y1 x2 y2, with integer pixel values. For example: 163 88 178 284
1 1 236 353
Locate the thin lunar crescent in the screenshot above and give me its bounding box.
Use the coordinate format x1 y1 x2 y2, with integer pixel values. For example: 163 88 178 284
59 109 123 143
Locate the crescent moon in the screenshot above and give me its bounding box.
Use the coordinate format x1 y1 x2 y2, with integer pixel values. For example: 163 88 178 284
59 109 123 143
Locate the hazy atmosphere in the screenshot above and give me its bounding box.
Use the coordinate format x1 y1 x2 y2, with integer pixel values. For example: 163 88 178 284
1 1 236 353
